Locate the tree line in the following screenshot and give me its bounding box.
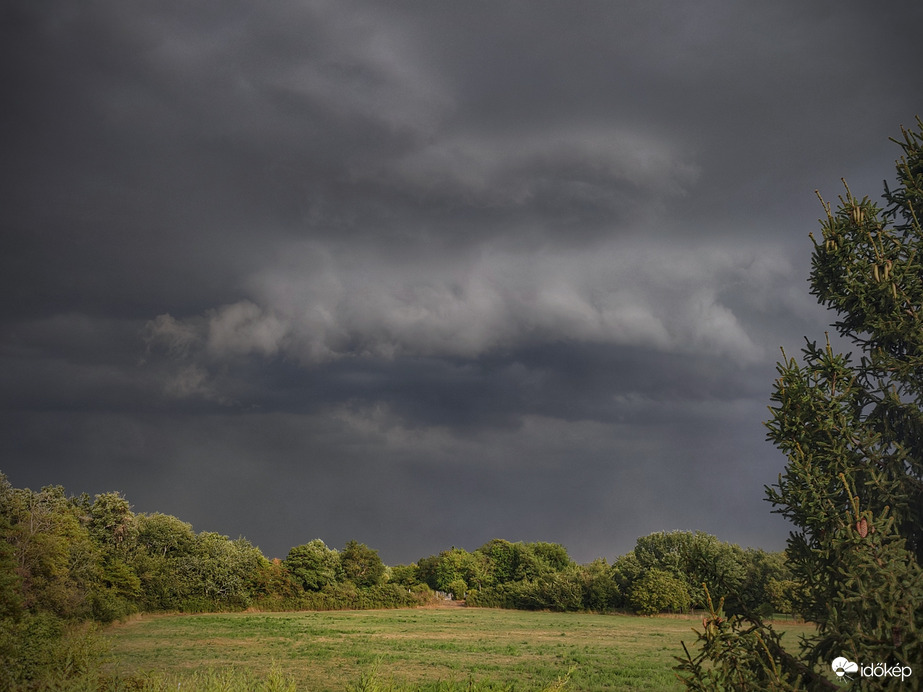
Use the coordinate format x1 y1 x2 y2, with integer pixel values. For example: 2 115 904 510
0 470 798 686
409 534 796 617
0 473 797 620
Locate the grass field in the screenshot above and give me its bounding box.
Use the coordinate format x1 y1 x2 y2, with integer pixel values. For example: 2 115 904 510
103 607 815 691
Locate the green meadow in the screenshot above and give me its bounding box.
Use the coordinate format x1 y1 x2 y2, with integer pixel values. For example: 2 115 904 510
102 607 815 691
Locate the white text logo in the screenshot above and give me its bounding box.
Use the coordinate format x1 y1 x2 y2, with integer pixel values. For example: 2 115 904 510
832 656 912 682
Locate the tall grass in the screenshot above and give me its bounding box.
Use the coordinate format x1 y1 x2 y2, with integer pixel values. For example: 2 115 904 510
96 665 298 691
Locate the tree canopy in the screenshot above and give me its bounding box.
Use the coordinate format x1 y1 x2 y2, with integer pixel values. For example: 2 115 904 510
679 118 923 690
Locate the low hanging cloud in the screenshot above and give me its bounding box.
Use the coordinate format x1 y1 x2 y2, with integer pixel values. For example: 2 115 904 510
205 301 292 359
144 238 786 402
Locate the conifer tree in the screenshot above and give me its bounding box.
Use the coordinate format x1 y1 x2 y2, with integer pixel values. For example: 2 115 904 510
678 118 923 690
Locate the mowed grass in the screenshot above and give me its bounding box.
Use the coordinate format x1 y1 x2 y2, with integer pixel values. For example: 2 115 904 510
103 608 815 691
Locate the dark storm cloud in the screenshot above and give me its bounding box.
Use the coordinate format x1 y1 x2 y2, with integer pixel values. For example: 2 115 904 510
2 0 921 563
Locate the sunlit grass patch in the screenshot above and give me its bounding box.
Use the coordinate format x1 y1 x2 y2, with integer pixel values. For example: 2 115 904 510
103 608 815 691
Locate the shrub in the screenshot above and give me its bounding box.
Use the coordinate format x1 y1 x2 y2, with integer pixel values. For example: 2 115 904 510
629 569 690 615
0 614 106 691
445 578 468 600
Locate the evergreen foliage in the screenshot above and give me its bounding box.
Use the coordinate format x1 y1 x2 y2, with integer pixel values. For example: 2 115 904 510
678 118 923 690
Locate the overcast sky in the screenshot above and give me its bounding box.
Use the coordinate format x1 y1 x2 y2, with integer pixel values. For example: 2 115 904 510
2 1 921 564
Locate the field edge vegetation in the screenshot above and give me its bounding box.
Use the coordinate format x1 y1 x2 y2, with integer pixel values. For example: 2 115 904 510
1 471 799 689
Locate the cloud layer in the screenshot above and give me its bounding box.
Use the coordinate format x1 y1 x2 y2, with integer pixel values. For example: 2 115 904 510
145 239 782 387
2 0 921 562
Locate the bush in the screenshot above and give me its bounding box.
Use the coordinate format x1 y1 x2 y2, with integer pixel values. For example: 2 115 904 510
580 559 620 612
445 578 467 600
0 614 106 691
527 574 585 612
465 582 517 609
629 569 690 615
465 574 585 612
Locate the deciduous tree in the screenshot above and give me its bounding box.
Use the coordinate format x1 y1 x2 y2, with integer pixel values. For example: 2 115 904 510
340 540 385 588
283 539 341 591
